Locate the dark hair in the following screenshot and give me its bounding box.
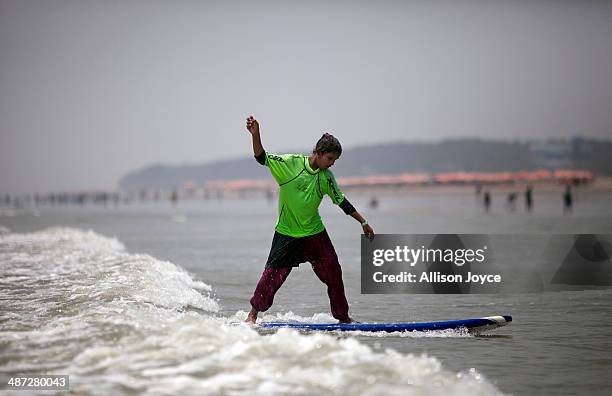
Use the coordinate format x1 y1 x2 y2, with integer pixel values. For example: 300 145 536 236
314 133 342 155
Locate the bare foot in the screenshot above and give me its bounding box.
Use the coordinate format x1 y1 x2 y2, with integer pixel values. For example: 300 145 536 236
338 317 357 324
245 307 258 324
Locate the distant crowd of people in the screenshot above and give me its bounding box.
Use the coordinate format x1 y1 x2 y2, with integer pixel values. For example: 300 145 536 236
476 184 575 214
1 183 580 214
0 189 227 209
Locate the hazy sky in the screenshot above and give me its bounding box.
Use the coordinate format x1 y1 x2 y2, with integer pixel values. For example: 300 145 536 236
1 0 611 194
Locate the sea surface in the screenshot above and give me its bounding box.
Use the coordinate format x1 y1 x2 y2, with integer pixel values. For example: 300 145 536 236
1 188 611 395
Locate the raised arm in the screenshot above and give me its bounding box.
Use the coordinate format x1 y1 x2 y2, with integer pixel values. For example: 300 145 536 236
246 115 264 157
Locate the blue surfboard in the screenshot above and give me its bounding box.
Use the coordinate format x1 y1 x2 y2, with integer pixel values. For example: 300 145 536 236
259 315 512 334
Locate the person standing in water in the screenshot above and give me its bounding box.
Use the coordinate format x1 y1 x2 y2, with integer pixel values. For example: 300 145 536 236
244 115 375 324
563 184 573 214
525 184 533 212
483 191 491 213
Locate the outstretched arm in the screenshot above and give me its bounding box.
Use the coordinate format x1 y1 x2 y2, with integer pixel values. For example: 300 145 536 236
348 210 375 240
339 197 375 239
246 115 264 157
326 174 375 240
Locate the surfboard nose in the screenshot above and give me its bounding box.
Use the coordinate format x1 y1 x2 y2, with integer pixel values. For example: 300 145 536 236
482 315 512 325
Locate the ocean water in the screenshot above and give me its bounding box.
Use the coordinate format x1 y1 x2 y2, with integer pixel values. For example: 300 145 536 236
1 189 611 395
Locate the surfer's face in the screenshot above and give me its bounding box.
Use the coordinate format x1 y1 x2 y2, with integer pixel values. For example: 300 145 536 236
317 152 340 170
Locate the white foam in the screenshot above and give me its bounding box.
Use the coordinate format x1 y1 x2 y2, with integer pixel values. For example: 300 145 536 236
66 316 499 395
1 228 504 395
0 227 218 313
234 311 472 338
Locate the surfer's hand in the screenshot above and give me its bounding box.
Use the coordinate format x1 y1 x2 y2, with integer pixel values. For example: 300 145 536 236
363 224 375 240
246 116 260 135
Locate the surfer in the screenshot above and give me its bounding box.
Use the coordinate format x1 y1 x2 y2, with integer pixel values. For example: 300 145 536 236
244 115 375 324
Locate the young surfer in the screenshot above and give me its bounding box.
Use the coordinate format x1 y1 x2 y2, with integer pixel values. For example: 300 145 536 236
244 115 375 324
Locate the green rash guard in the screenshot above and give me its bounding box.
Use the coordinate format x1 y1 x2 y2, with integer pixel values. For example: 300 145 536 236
261 151 346 238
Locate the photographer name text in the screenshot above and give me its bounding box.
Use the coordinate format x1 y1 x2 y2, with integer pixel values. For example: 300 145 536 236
373 271 502 284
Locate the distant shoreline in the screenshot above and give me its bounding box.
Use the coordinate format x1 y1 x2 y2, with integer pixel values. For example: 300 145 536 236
342 176 612 195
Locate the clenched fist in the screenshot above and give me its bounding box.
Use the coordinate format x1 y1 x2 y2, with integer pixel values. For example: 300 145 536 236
246 116 260 135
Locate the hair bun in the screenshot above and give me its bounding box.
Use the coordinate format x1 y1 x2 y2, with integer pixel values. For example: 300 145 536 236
314 132 342 155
